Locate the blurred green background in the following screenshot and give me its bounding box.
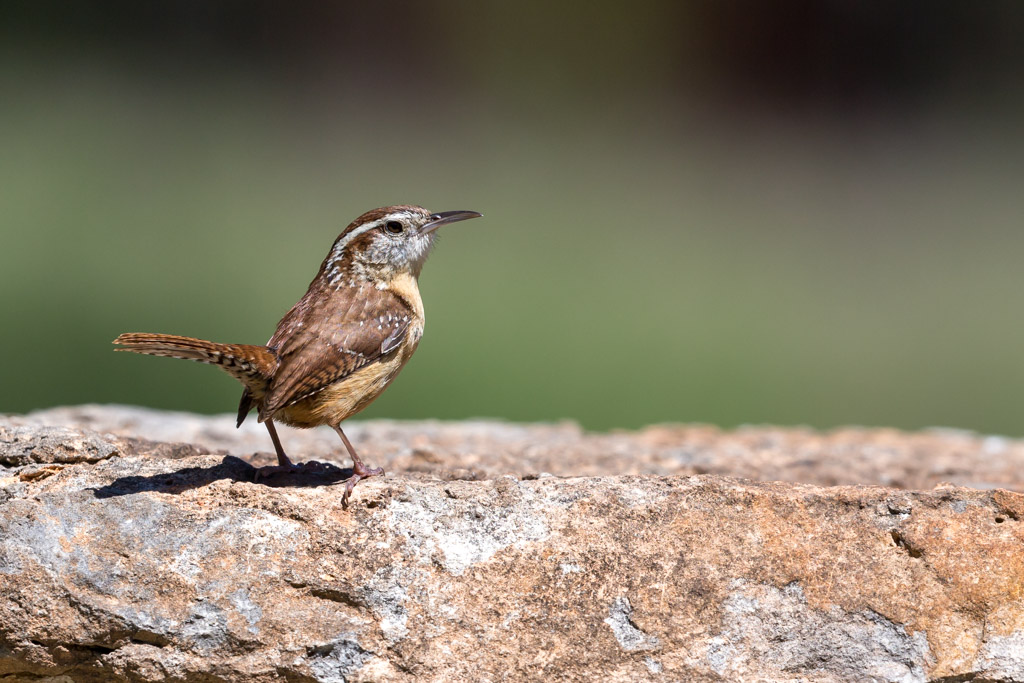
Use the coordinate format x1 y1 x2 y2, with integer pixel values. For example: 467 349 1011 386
2 2 1024 434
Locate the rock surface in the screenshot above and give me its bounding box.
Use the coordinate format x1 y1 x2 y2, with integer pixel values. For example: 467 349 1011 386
0 405 1022 682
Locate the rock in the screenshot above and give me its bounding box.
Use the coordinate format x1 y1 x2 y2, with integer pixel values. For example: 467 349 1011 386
19 404 1024 490
0 405 1022 682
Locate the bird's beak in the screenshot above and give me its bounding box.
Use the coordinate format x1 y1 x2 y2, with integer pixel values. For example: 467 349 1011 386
420 210 483 235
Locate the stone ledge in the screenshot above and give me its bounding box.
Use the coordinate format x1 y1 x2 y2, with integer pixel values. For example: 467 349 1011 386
14 404 1024 491
1 406 1022 682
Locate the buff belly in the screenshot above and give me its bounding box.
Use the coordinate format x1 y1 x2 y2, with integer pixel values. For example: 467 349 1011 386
271 340 419 429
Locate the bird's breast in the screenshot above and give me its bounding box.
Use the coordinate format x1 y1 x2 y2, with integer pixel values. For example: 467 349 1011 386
274 322 423 429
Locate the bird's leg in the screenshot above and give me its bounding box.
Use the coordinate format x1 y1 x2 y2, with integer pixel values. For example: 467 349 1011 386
254 419 324 480
333 425 384 507
265 419 293 467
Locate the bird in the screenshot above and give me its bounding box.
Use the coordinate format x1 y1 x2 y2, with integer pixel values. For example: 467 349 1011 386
113 205 482 506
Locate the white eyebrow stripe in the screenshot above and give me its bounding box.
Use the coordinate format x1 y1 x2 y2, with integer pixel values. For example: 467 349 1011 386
328 222 380 262
326 209 421 264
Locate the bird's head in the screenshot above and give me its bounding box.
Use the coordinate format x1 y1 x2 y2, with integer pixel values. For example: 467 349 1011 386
322 205 481 285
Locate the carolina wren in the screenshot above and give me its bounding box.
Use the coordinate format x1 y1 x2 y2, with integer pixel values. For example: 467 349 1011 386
114 205 482 505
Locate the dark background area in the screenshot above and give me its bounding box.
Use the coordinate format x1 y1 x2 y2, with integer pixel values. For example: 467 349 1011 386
2 2 1023 434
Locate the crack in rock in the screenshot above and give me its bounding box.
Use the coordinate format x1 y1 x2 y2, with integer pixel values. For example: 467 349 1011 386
604 597 660 652
306 635 374 683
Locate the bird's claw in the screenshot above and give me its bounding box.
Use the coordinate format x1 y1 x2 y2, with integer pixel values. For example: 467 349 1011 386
341 463 385 508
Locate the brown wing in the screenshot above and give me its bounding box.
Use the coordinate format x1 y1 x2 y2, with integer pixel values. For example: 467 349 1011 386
258 286 413 420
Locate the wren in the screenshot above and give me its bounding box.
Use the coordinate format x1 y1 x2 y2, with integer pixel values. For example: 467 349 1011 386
114 205 482 505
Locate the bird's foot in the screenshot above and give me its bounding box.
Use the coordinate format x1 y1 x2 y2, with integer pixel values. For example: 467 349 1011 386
342 461 385 508
254 459 329 482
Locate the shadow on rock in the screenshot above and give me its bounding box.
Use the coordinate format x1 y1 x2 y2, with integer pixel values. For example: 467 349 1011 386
91 455 355 498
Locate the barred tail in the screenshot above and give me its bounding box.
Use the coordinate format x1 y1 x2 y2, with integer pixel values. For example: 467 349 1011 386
112 333 278 389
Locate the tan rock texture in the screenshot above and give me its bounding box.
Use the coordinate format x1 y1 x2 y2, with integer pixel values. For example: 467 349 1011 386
1 405 1023 682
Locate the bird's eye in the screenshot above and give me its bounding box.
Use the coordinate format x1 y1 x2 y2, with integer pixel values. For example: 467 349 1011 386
384 220 404 234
